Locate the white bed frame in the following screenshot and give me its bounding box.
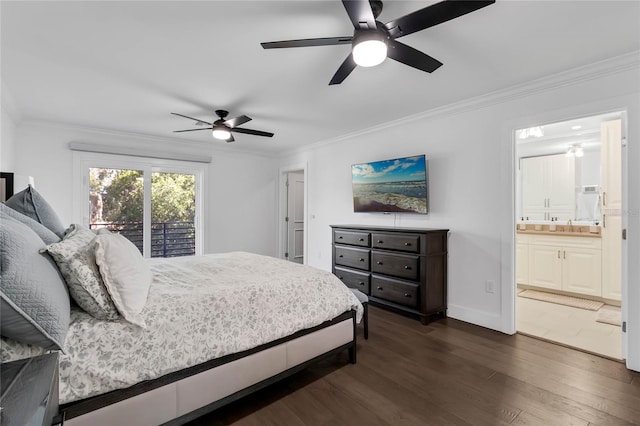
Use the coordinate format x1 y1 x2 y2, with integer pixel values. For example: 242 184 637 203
61 311 356 426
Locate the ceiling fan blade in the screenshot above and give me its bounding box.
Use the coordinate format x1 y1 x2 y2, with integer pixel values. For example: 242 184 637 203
224 115 252 128
387 40 443 73
329 53 357 85
173 128 213 133
232 127 274 138
170 112 212 125
385 0 495 39
342 0 376 30
261 36 352 49
225 134 235 143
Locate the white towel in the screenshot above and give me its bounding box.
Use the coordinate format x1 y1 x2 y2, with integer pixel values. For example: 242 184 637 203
576 192 601 221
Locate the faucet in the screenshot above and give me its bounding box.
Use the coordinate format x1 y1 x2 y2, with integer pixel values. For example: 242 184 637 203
566 219 573 232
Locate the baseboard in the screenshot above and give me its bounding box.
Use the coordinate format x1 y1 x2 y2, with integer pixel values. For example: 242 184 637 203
447 304 507 334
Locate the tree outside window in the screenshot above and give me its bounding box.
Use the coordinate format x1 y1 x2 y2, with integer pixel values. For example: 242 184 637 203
90 168 196 257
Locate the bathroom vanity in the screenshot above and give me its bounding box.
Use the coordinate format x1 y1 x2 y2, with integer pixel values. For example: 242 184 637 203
516 224 620 302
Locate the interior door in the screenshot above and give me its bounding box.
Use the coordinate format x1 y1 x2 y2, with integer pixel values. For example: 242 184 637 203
286 171 304 264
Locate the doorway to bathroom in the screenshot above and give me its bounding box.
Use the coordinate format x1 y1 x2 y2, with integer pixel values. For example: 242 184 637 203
514 111 625 360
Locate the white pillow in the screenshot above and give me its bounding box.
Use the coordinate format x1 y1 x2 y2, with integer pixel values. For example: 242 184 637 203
93 233 151 327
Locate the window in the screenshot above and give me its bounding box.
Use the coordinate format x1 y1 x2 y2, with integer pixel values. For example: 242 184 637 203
74 152 206 258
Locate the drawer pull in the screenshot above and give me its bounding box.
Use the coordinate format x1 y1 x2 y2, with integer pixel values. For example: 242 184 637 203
339 254 344 258
376 286 383 290
404 266 411 270
377 240 383 244
338 236 343 239
359 238 364 242
338 276 343 279
404 293 411 298
359 258 365 262
404 242 411 246
359 282 365 286
376 261 383 265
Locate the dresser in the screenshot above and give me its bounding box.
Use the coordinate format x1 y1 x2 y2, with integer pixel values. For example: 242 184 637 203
331 225 448 324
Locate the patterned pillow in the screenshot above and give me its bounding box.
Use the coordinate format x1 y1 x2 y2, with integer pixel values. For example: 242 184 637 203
44 224 119 320
0 217 70 350
4 185 66 238
94 233 151 327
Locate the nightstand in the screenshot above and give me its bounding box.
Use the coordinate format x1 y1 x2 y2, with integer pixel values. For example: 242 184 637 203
1 352 61 426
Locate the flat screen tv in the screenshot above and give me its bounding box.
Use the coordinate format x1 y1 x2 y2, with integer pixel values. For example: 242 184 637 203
351 154 427 214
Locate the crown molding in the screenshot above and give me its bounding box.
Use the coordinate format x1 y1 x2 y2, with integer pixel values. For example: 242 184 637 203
20 120 280 159
282 51 640 157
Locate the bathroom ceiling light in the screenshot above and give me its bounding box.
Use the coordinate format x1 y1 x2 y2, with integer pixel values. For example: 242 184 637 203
518 126 544 139
566 143 584 157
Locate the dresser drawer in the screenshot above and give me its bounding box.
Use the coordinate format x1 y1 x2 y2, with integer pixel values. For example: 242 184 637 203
334 230 370 247
371 232 420 253
371 251 419 281
335 246 370 270
371 276 419 308
333 266 370 294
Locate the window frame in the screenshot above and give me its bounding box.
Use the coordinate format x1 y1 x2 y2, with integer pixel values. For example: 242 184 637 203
73 151 207 257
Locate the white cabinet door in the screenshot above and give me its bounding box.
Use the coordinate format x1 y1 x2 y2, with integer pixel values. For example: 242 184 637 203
521 154 575 221
521 156 547 215
562 248 602 297
600 119 622 301
528 244 563 290
516 242 529 285
548 155 576 216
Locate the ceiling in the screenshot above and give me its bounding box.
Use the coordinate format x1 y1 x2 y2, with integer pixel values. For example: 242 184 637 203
2 1 639 155
516 111 624 158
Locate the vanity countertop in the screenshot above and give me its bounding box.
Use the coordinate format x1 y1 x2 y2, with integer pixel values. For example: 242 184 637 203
516 224 601 238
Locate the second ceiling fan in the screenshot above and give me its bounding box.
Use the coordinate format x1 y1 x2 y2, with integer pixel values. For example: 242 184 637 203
171 110 274 143
261 0 495 85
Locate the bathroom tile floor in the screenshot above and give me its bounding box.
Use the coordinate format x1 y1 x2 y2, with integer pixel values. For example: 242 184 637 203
516 295 622 360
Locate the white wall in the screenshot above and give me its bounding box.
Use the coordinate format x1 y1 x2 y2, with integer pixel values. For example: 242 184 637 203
1 105 17 171
12 123 278 256
279 58 640 369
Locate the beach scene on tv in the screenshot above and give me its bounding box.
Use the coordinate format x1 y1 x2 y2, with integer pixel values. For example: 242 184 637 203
352 155 428 214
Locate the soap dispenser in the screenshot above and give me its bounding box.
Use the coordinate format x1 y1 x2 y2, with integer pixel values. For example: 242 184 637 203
519 217 526 231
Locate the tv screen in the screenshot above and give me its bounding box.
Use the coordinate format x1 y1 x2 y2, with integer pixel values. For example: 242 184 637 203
351 155 427 214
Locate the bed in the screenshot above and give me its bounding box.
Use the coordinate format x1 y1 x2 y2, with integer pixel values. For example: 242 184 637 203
0 187 362 425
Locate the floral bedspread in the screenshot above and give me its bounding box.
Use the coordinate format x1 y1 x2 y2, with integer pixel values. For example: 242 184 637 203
4 252 363 404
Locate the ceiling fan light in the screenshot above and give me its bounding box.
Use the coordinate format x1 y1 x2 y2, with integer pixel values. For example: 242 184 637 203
352 33 387 67
212 126 231 140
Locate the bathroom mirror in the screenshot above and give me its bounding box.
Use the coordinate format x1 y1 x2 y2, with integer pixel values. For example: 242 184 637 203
516 112 622 223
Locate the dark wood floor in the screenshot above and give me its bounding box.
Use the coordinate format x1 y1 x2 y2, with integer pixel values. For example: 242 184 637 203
187 306 640 426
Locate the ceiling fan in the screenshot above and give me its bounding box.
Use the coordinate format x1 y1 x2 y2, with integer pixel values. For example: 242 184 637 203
261 0 495 85
171 110 274 142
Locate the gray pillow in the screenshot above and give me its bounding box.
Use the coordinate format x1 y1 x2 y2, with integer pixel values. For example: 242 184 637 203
0 217 70 351
0 203 61 245
4 185 66 238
